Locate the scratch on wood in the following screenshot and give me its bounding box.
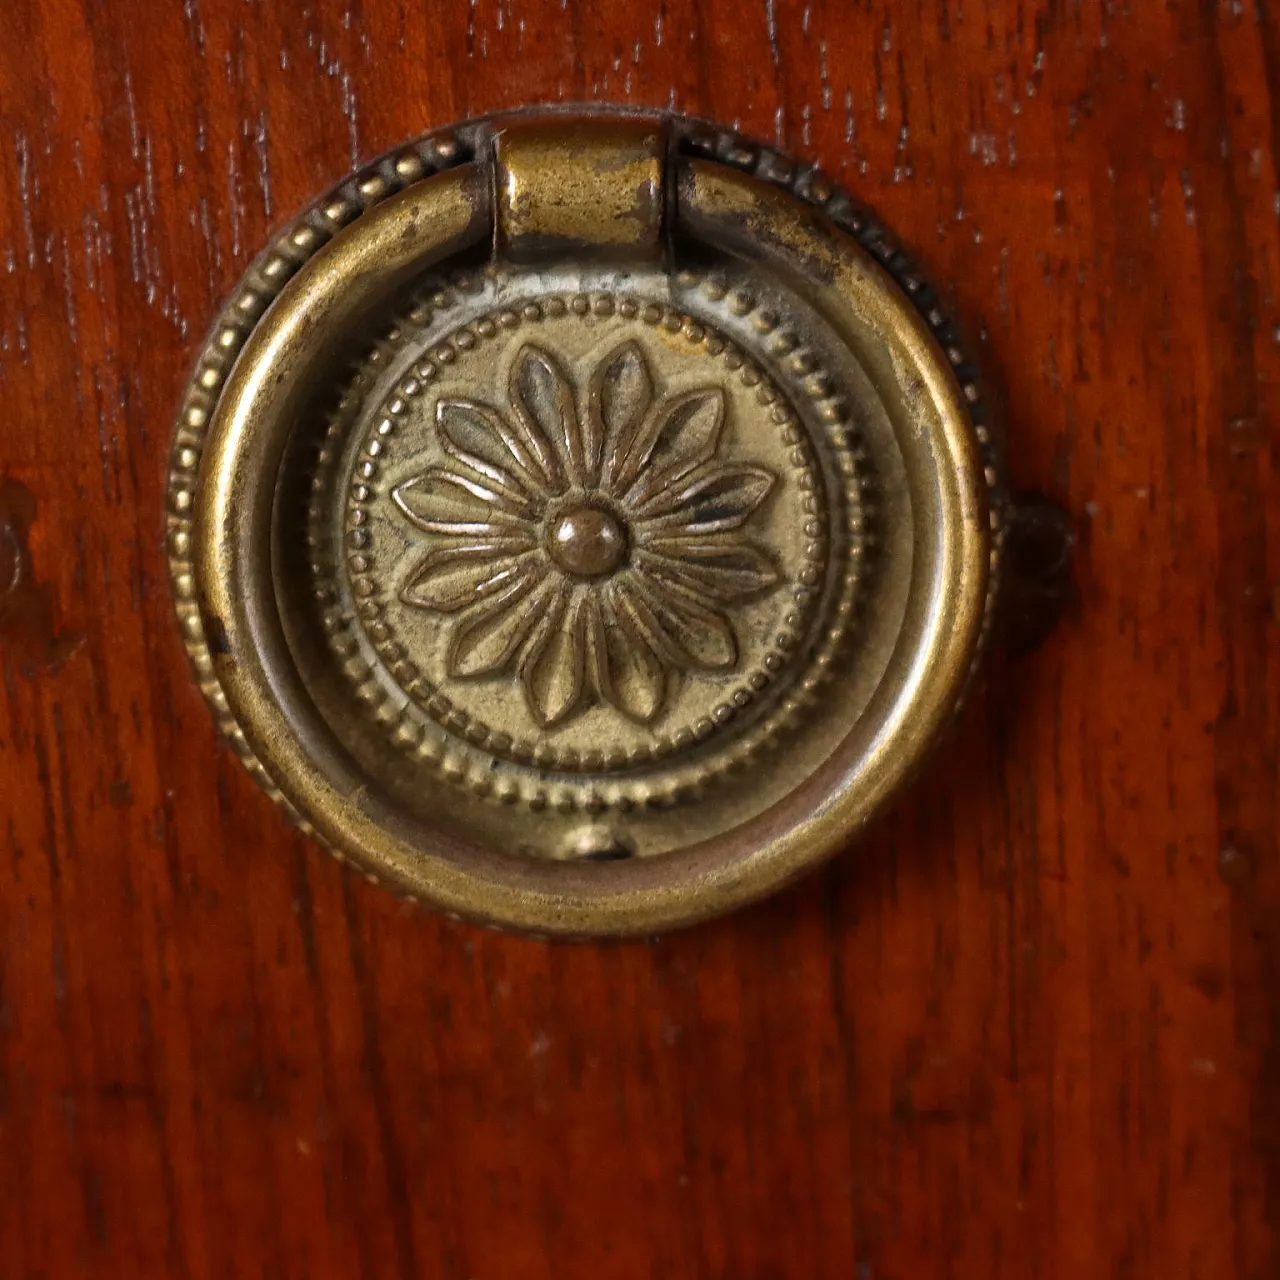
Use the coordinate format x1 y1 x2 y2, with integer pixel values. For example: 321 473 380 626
15 134 37 269
254 111 273 220
341 72 360 169
764 0 780 69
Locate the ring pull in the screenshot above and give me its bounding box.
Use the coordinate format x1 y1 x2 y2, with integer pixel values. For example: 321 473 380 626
169 110 1065 936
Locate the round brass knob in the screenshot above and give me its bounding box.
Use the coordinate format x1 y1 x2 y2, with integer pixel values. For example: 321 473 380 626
168 109 1007 936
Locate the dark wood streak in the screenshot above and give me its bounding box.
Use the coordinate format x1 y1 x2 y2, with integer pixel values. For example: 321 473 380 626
1 1 1278 1276
0 477 82 673
341 875 423 1280
1202 9 1280 1276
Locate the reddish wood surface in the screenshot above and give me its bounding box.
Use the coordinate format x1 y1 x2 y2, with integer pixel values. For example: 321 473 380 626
2 2 1278 1276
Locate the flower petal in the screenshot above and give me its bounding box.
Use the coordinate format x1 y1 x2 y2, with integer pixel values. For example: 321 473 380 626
511 343 587 486
520 590 587 727
435 399 547 501
446 569 551 679
593 341 653 488
635 464 777 534
392 470 534 535
614 573 738 672
634 541 780 603
621 388 725 506
589 590 667 724
400 544 540 612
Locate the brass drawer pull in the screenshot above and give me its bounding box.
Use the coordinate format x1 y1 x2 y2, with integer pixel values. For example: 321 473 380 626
168 109 1049 935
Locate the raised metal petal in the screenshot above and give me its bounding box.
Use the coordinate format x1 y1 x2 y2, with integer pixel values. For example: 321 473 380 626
635 464 777 533
589 589 667 724
593 340 653 490
391 470 535 534
435 399 547 504
520 589 587 727
634 540 780 603
621 387 725 507
629 574 738 670
400 544 540 612
510 343 587 487
446 569 552 679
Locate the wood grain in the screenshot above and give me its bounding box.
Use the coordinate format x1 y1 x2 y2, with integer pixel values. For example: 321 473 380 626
1 1 1277 1276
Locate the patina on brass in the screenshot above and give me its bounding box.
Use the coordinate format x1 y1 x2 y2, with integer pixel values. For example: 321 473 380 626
168 109 1022 936
494 115 666 262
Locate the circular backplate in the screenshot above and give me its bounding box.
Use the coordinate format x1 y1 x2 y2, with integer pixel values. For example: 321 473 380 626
168 109 1002 935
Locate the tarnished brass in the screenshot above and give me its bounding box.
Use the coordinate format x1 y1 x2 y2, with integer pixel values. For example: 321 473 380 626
168 109 1045 936
495 116 666 262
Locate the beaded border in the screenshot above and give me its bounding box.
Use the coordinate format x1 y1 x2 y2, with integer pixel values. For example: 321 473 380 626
303 277 872 812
